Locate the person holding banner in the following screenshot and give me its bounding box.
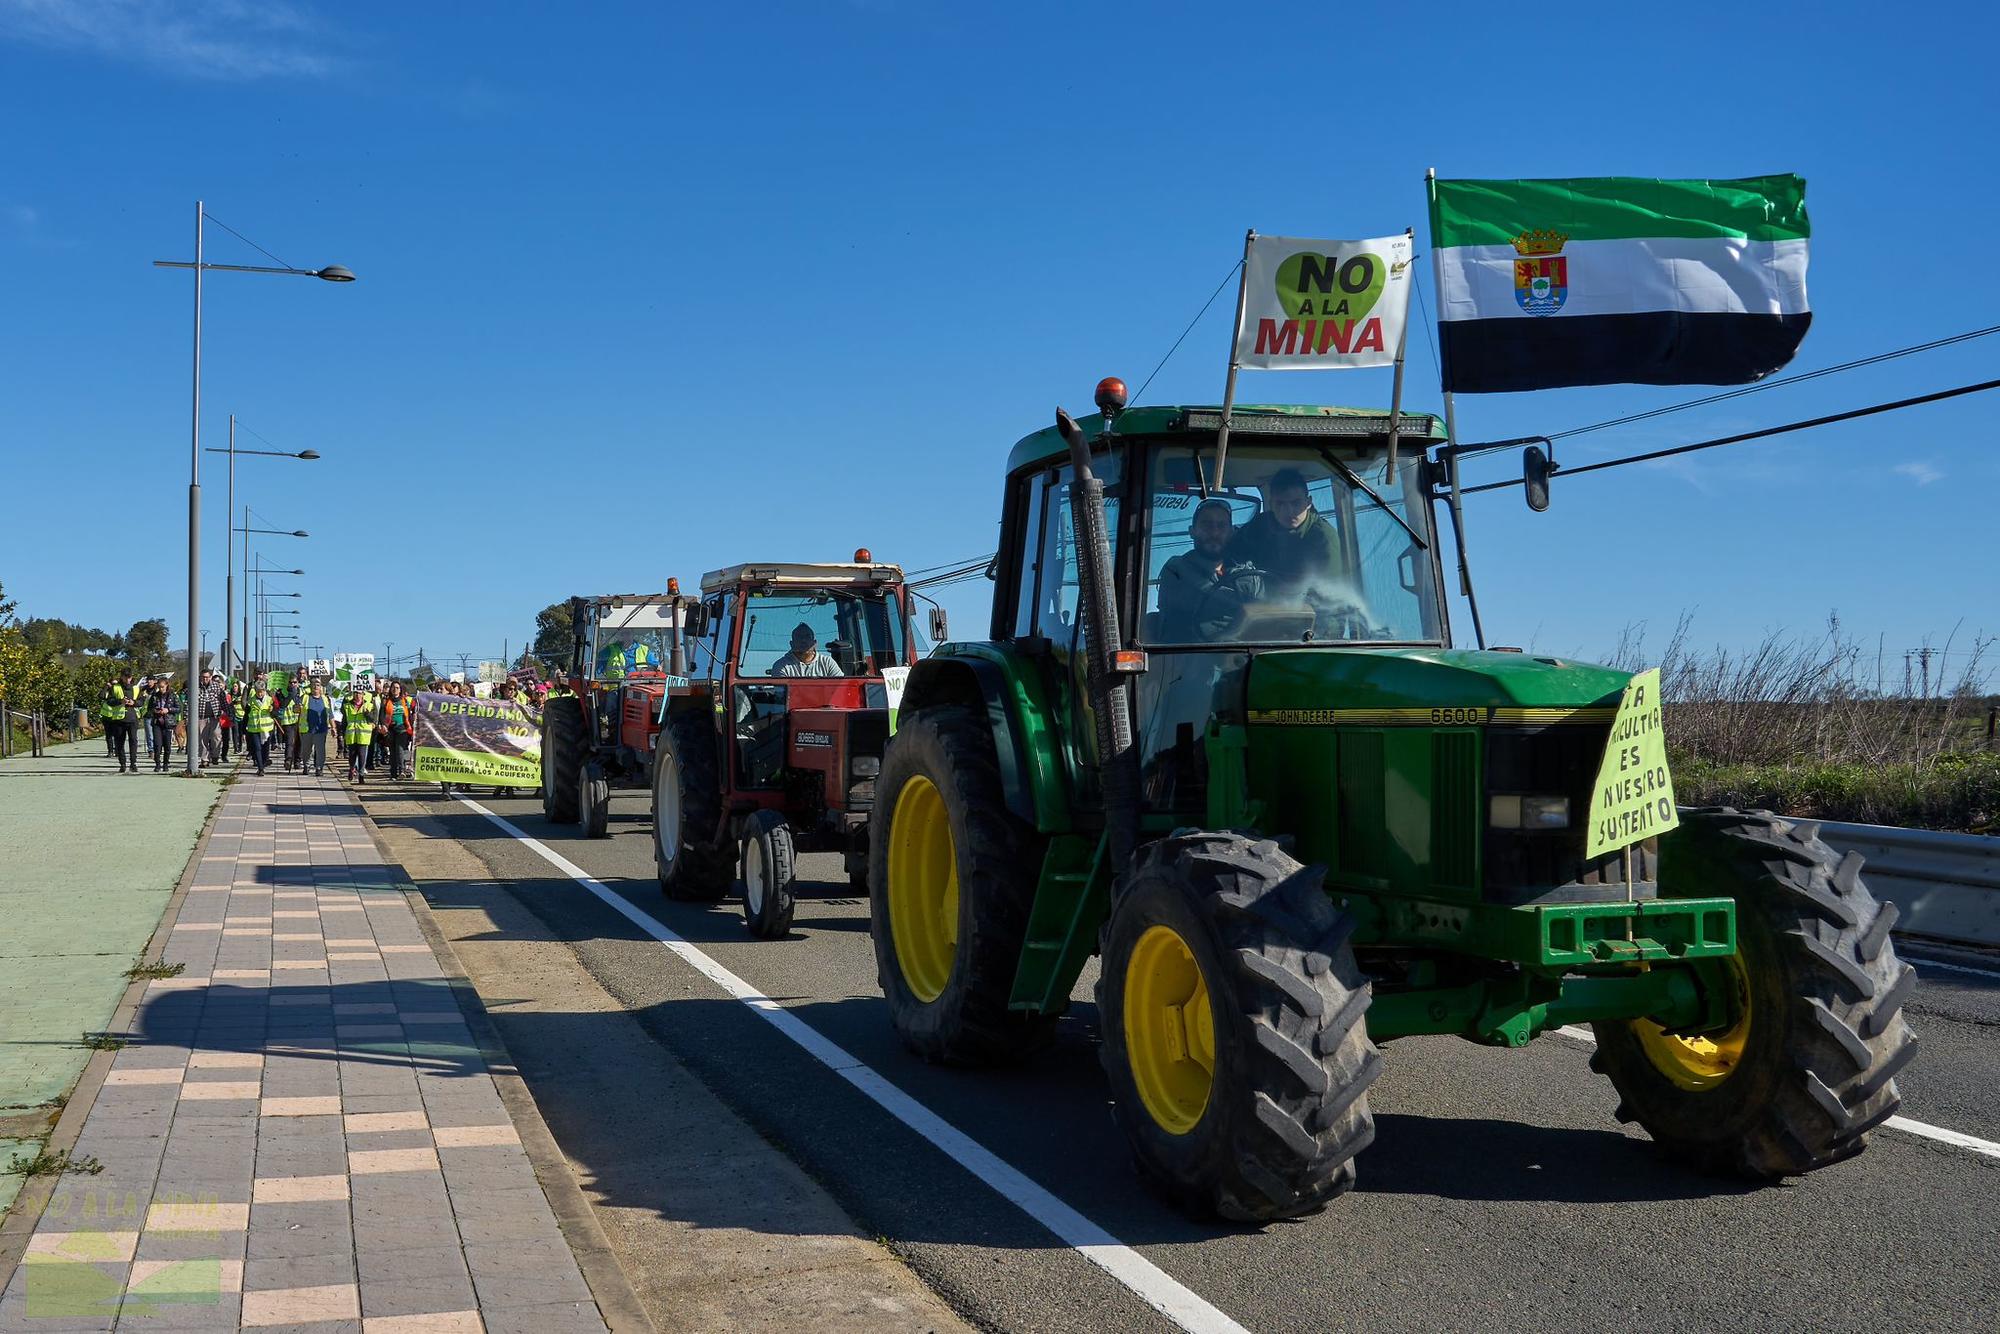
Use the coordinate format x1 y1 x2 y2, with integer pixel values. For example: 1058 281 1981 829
378 681 416 781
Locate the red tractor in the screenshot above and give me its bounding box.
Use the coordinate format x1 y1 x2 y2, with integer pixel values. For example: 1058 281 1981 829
541 590 701 837
651 554 926 937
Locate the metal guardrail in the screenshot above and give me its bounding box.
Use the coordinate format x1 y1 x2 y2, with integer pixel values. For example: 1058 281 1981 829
1814 819 2000 949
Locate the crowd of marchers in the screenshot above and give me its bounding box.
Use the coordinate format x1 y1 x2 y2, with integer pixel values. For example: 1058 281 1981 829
97 670 547 782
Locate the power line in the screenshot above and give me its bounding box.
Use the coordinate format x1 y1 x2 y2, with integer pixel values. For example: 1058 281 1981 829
1452 322 2000 463
1462 377 2000 495
1548 323 2000 442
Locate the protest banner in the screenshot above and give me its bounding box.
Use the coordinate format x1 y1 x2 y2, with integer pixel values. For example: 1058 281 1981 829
1585 668 1680 858
411 690 542 787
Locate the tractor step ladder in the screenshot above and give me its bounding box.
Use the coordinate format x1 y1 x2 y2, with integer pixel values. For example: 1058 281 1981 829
1010 834 1111 1013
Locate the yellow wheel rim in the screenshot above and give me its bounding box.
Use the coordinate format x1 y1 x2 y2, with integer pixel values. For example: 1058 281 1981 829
886 774 958 1003
1633 955 1752 1091
1124 925 1215 1135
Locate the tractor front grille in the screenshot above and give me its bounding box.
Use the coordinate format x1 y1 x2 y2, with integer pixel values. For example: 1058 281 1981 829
1483 725 1656 905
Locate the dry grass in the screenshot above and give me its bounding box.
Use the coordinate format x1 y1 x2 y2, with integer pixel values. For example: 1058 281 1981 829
1605 615 1999 830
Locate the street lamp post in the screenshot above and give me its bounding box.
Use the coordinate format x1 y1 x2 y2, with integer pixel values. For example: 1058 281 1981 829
209 417 317 678
154 200 353 776
241 537 307 679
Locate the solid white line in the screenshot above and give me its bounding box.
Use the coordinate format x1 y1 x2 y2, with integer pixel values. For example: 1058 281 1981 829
1547 1025 2000 1161
456 799 1249 1334
1903 954 2000 983
1884 1116 2000 1160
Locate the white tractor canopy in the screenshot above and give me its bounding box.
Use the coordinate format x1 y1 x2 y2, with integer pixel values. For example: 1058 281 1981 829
698 562 904 595
588 593 687 630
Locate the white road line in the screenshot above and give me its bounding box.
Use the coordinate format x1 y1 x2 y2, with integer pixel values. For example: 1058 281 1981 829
1884 1116 2000 1160
457 799 1250 1334
1549 1024 2000 1161
1903 954 2000 983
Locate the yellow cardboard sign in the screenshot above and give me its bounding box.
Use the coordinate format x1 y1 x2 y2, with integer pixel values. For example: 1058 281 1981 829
1586 668 1679 858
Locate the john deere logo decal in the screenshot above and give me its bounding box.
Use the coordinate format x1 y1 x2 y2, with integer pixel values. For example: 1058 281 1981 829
1512 228 1569 316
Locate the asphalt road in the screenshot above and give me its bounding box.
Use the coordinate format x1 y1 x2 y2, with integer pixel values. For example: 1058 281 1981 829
386 787 2000 1333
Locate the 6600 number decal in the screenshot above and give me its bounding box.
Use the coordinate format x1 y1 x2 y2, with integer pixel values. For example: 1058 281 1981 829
1430 707 1486 725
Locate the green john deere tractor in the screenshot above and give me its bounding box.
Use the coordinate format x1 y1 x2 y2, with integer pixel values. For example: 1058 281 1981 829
869 378 1916 1221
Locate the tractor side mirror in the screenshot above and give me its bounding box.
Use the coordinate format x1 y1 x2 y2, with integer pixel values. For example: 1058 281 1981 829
682 601 708 640
1523 445 1553 513
927 607 949 644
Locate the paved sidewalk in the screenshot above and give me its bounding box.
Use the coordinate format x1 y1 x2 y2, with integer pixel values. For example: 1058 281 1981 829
1 739 225 1218
0 772 614 1331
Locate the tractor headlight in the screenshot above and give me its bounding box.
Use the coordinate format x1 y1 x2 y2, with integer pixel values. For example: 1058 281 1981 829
1490 794 1570 830
850 755 880 778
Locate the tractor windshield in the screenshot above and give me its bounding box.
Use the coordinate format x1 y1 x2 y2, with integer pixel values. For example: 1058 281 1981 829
736 586 906 677
592 625 671 680
1141 440 1442 645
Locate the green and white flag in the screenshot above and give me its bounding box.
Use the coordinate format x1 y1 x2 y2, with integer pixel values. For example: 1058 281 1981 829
1427 175 1810 393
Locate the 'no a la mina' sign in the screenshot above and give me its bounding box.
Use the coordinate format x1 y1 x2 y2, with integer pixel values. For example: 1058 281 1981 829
1233 233 1414 370
1586 668 1680 859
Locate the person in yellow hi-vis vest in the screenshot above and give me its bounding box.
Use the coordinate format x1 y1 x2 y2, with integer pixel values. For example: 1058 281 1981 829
100 672 143 773
244 685 277 777
277 689 303 771
344 686 377 783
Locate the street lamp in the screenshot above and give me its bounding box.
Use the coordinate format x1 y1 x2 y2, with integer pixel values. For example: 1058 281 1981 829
242 529 308 679
256 593 302 669
207 416 319 677
154 200 354 776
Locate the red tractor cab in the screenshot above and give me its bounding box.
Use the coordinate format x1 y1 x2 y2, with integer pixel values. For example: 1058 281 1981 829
651 556 919 937
541 590 703 837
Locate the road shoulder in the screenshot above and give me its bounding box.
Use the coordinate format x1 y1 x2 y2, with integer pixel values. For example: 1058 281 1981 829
367 788 973 1334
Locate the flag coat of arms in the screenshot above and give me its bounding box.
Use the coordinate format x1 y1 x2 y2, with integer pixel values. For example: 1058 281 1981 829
1428 175 1810 393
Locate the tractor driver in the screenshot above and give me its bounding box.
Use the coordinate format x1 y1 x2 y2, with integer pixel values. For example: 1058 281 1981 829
1156 499 1264 642
1226 467 1343 595
771 623 842 677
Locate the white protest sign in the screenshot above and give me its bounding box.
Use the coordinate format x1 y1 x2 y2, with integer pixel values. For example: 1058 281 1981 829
1235 234 1414 370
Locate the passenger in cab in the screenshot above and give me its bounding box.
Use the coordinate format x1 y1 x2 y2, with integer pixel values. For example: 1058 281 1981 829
1157 499 1264 642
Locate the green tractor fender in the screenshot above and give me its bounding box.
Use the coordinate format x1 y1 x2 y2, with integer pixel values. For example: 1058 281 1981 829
899 644 1072 834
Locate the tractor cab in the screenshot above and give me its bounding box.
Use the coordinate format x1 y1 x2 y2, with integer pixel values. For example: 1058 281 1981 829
651 553 919 937
540 590 700 838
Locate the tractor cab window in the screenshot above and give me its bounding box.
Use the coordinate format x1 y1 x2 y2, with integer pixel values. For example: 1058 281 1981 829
592 625 668 681
1028 454 1122 647
1140 442 1440 646
734 587 907 678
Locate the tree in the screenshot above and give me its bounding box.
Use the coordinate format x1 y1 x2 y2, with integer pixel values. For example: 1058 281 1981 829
126 618 170 670
0 579 16 626
532 600 576 670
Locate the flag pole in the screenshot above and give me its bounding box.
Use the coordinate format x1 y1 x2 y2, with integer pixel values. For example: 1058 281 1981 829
1383 226 1413 487
1428 169 1487 649
1210 228 1256 493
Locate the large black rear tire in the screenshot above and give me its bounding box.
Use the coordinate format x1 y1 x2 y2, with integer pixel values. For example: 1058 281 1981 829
541 694 583 824
1591 808 1917 1177
654 709 733 901
870 706 1055 1064
1098 833 1380 1221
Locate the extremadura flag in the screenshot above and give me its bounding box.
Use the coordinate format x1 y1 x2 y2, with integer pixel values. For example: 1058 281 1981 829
1429 175 1810 393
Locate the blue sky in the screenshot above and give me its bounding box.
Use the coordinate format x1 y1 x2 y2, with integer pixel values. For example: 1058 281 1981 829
2 0 1994 682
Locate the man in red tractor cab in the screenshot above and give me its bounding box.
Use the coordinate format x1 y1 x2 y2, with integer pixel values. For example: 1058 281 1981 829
771 622 843 677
